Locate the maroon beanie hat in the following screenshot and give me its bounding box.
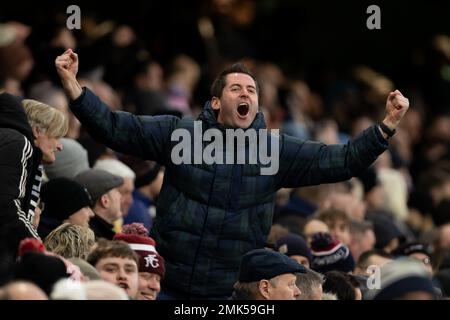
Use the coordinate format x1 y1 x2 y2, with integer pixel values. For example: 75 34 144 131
113 233 165 279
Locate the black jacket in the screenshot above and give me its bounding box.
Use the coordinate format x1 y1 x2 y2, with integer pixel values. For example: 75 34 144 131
89 214 115 240
0 93 40 269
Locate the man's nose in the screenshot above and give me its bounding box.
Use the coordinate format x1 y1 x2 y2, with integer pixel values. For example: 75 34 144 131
117 269 127 280
56 142 63 151
239 88 250 97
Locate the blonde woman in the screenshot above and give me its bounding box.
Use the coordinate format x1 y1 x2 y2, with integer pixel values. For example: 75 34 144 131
22 99 68 164
0 93 67 279
44 223 95 260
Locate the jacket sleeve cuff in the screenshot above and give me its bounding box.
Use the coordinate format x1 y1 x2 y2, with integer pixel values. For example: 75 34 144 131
373 124 389 147
70 87 87 106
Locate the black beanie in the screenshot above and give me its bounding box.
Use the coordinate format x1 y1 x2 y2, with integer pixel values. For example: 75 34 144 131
14 252 69 295
40 177 92 222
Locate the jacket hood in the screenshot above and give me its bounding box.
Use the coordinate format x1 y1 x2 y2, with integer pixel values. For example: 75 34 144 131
0 92 34 141
198 100 266 130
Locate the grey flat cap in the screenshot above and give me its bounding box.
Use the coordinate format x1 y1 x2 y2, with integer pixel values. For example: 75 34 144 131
74 169 124 202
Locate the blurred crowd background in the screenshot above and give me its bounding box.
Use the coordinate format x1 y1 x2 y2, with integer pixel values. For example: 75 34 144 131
1 0 450 300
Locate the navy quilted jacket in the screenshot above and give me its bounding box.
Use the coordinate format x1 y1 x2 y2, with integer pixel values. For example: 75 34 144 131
70 88 388 297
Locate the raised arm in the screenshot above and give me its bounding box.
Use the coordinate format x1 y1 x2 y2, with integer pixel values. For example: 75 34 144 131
55 49 83 100
276 90 409 188
55 49 177 164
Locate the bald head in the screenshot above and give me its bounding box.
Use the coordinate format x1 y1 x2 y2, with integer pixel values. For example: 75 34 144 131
0 281 48 300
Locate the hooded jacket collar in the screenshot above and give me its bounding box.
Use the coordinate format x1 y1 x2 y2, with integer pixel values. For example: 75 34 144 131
0 92 34 142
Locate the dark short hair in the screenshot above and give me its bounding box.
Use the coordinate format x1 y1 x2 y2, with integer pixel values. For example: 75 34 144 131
232 281 260 299
323 271 358 300
356 248 392 270
87 239 139 267
349 220 374 235
210 63 259 98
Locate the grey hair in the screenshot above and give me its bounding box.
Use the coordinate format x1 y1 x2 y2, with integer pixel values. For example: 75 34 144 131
296 268 325 300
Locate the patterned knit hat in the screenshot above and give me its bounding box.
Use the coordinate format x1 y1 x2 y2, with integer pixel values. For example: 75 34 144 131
310 233 355 274
113 233 165 279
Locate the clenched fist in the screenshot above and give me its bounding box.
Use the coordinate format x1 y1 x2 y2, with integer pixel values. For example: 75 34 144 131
55 49 82 100
383 90 409 129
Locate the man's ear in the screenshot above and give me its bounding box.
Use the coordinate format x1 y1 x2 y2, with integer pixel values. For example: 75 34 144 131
211 97 220 111
258 279 271 300
99 194 109 208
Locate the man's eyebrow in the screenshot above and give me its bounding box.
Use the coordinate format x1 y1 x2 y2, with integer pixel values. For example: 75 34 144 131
102 261 136 268
103 263 119 267
229 83 257 89
124 263 137 268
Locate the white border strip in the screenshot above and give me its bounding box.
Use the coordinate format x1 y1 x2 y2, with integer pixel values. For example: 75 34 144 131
129 243 156 252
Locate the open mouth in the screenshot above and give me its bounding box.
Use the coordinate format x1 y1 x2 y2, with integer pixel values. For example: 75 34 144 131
118 283 129 291
237 103 249 117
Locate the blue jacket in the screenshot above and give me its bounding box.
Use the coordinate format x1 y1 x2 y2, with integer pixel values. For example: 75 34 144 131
70 88 388 297
124 190 154 231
